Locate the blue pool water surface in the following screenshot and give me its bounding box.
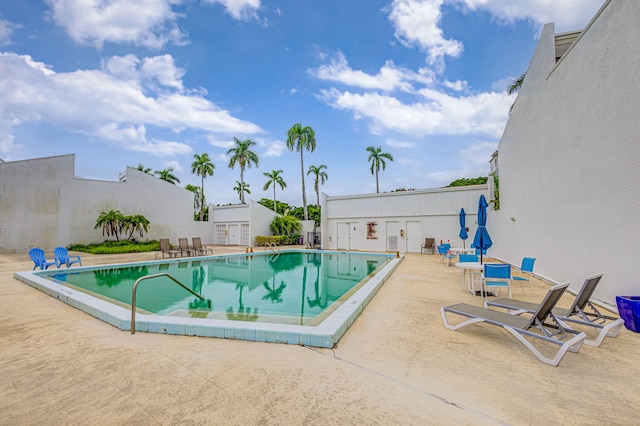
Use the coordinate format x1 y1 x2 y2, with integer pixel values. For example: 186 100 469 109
15 250 401 347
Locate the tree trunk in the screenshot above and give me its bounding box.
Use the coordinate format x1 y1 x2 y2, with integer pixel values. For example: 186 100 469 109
199 175 205 221
240 167 245 204
300 150 308 220
273 185 277 213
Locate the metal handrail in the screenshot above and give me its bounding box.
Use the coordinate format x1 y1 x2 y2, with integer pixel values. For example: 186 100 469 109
131 273 206 334
266 241 281 253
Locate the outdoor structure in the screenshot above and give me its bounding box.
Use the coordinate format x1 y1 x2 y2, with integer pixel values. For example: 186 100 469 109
211 201 279 246
320 186 488 253
489 0 639 306
0 154 276 252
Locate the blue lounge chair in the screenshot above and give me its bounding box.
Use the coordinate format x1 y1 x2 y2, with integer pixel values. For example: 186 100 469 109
54 246 82 268
29 248 57 270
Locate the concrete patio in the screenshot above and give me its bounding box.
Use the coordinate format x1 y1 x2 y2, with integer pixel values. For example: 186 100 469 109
1 248 639 425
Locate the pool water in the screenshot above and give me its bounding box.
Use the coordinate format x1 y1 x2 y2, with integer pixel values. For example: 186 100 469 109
16 249 401 347
41 251 393 326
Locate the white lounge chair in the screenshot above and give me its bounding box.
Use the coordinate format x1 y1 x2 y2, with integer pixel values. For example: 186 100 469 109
441 283 587 366
486 273 624 347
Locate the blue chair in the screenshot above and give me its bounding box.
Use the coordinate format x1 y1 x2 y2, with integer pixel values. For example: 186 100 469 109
54 246 82 268
458 254 478 263
28 248 57 270
513 257 536 287
475 248 487 256
437 244 455 265
482 263 512 303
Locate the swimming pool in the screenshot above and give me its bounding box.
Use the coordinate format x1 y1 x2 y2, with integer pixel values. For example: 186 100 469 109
14 249 401 347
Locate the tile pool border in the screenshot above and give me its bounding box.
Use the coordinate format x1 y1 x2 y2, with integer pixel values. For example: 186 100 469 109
13 250 403 348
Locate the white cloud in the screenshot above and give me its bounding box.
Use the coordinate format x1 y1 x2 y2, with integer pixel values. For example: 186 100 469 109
102 54 186 92
45 0 186 48
0 52 262 156
261 139 286 157
443 79 469 92
451 0 605 33
0 20 21 46
386 0 463 66
163 159 183 171
458 141 498 166
386 138 415 148
308 52 434 92
490 76 517 93
207 137 234 149
318 87 511 138
202 0 261 21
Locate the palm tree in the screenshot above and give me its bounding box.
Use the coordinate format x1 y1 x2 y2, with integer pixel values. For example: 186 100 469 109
263 169 286 213
154 168 180 185
507 72 525 113
366 146 394 193
307 164 328 208
185 184 203 220
94 209 125 241
227 137 259 204
507 73 525 95
191 153 215 221
286 123 316 220
135 164 153 174
122 214 150 241
233 181 251 203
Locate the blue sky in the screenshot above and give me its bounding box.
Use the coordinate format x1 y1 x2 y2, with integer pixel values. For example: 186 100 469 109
1 0 604 206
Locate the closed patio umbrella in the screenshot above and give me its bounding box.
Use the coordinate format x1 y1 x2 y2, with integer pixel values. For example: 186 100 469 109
459 208 468 248
472 195 493 264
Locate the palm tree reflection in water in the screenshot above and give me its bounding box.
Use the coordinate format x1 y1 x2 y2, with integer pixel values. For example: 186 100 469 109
226 283 258 322
307 254 327 309
262 277 286 303
188 265 212 318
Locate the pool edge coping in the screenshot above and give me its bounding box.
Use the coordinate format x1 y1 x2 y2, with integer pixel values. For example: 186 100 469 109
14 250 403 348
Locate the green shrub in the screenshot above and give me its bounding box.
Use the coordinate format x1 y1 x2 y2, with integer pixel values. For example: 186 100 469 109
68 240 160 254
270 215 301 236
255 236 283 246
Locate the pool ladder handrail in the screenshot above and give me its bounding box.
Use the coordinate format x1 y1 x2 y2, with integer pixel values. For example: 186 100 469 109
131 273 206 334
265 242 281 262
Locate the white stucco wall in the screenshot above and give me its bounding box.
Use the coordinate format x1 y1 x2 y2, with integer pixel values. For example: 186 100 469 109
0 154 212 252
490 0 640 306
249 200 279 246
321 186 488 253
210 201 277 246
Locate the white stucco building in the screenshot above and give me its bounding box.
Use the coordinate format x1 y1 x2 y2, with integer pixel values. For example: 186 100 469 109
320 186 488 253
0 154 278 252
489 0 640 306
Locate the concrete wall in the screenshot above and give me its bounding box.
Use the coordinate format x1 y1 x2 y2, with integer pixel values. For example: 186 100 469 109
321 186 488 253
0 154 212 252
490 0 640 306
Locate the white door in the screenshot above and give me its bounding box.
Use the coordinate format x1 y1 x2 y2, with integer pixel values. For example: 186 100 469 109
228 224 240 245
407 221 421 253
216 224 227 245
337 222 349 250
241 223 250 245
386 221 399 251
